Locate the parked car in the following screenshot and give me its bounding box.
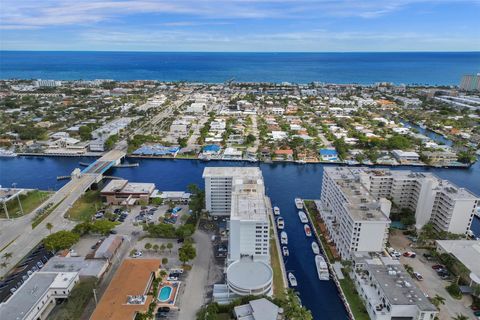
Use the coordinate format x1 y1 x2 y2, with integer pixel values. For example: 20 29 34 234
432 264 445 270
403 251 416 258
413 272 423 281
132 250 143 258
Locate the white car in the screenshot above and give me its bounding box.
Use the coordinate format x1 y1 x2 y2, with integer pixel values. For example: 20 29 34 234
132 250 143 258
167 276 178 281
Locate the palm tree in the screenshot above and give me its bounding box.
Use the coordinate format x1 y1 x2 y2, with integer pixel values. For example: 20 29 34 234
0 262 8 269
46 222 53 234
2 252 12 260
430 294 445 308
452 314 469 320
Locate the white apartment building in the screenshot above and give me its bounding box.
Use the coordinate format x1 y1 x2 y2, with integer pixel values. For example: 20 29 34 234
203 167 265 216
205 167 273 302
359 168 479 234
351 252 438 320
319 167 391 260
34 79 61 87
0 272 79 320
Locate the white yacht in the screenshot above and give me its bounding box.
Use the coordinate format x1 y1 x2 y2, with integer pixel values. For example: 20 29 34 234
311 242 320 255
288 272 297 287
281 231 288 245
273 206 281 216
282 246 289 257
276 217 285 230
315 255 330 281
294 198 303 209
298 211 308 223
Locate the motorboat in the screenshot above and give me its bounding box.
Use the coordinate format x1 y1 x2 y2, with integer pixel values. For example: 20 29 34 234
282 246 289 257
311 242 320 255
315 255 330 281
273 206 281 216
298 211 308 223
294 198 303 209
288 272 297 287
281 231 288 245
304 224 312 237
276 217 285 230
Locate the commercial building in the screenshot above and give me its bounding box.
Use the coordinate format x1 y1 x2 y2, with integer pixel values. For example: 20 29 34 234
205 167 273 303
351 252 438 320
436 240 480 287
319 167 391 259
0 271 79 320
203 167 265 216
90 259 160 320
101 179 156 205
359 168 479 234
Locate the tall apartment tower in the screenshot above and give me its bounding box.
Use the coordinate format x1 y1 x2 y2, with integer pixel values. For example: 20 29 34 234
460 74 480 91
359 169 479 234
320 167 391 259
203 167 265 216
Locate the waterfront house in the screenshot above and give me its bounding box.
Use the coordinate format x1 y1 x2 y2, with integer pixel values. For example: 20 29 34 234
319 149 338 161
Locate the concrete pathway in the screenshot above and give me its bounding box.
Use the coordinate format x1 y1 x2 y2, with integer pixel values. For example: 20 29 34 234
177 230 212 320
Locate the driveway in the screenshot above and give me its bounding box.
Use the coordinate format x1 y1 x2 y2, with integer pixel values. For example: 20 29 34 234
177 230 218 320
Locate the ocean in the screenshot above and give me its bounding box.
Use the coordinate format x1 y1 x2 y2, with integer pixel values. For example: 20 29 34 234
1 51 479 85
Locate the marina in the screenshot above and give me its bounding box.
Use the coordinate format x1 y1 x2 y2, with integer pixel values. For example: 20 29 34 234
315 255 330 281
298 211 308 223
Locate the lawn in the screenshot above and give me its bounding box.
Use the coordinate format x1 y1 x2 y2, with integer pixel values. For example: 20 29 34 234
269 215 286 299
0 190 51 218
338 269 370 320
66 190 103 221
304 200 337 262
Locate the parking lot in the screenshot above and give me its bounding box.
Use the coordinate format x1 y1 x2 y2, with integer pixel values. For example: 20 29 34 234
389 230 476 320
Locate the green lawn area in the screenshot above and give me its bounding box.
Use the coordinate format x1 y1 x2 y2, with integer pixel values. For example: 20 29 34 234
269 215 286 299
66 190 103 221
0 190 51 219
303 200 336 262
48 278 97 320
338 269 370 320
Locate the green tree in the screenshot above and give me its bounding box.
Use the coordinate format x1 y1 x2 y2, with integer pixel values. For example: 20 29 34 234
178 242 196 265
162 257 168 266
78 126 92 141
430 294 446 308
167 242 173 254
145 223 176 238
160 244 166 253
152 244 159 252
144 242 152 251
245 134 256 145
452 315 469 320
46 222 53 234
43 230 80 251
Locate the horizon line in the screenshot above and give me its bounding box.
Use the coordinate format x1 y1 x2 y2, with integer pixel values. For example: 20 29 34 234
1 50 480 54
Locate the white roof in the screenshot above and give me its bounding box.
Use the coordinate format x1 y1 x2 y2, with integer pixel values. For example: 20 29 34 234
436 240 480 284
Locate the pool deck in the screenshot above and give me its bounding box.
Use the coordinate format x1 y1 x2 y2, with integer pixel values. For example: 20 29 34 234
157 281 181 309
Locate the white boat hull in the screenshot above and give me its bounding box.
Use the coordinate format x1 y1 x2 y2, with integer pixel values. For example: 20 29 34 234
315 255 330 281
311 242 320 255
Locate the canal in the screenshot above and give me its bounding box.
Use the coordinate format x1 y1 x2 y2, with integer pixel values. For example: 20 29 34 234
1 157 479 319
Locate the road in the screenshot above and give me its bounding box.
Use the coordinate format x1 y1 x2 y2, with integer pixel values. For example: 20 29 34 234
0 147 126 278
177 230 214 320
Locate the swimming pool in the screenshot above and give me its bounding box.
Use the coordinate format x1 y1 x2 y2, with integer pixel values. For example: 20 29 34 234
158 286 173 302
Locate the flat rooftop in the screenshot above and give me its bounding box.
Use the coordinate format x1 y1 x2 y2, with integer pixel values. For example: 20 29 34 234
101 179 155 194
227 258 273 290
353 253 436 312
0 272 77 320
203 167 262 178
436 240 480 283
90 259 160 320
231 193 271 221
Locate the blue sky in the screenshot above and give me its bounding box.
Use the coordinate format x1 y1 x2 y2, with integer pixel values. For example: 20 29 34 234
1 0 479 51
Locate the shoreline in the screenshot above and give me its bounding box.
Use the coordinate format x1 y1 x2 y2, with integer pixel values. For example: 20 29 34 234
12 152 473 169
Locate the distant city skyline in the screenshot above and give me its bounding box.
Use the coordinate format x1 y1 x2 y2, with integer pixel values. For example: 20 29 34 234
1 0 480 52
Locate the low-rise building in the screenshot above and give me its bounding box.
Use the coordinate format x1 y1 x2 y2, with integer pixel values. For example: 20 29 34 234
101 179 156 205
421 151 457 165
351 252 438 320
90 259 160 320
391 150 420 163
319 148 339 161
234 298 283 320
0 272 79 320
436 240 480 288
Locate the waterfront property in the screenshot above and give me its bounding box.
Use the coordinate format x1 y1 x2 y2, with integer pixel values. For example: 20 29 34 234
436 240 480 288
0 271 79 320
234 298 283 320
206 167 274 304
90 259 160 320
319 167 391 259
100 179 157 205
351 252 438 320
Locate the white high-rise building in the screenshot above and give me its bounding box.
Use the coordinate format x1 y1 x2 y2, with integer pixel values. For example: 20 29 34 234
204 167 273 301
359 168 479 234
319 167 391 259
203 167 265 216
